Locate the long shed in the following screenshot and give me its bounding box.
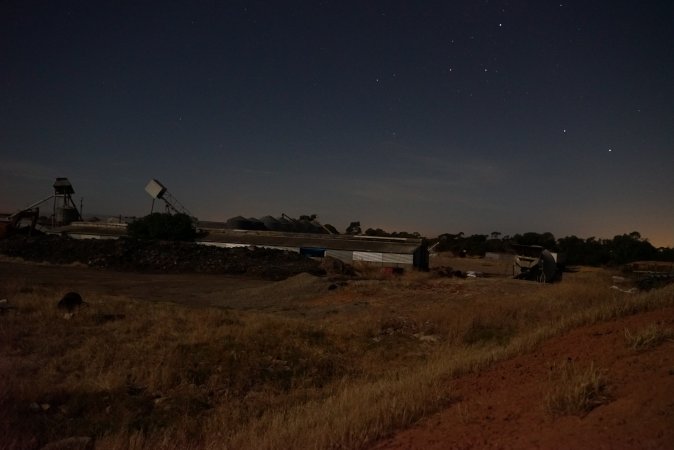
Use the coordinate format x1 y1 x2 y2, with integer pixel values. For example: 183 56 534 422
198 229 429 270
48 221 430 270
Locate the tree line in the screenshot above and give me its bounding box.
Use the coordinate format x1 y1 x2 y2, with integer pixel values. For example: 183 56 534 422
431 230 674 266
126 214 672 266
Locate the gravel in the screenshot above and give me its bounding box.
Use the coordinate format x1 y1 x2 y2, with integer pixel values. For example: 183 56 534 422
0 235 324 280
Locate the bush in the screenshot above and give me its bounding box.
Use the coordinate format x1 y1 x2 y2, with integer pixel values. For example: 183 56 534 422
545 361 611 416
624 324 674 350
127 213 196 241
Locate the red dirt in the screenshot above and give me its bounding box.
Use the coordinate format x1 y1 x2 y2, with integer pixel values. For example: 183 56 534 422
373 307 674 450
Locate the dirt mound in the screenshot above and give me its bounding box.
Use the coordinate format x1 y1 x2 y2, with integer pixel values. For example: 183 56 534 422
236 272 334 307
0 235 323 280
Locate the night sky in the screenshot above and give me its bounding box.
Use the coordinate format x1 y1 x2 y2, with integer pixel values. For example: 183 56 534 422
2 1 673 246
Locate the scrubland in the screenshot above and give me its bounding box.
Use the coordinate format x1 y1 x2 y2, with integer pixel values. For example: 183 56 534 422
1 264 673 449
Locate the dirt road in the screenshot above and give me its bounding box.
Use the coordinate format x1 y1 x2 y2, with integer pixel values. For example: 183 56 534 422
0 259 295 310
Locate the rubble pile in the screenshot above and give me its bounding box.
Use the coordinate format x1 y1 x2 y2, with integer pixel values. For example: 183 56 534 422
0 235 324 280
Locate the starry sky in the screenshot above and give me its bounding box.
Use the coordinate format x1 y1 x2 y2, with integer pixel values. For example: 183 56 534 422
2 1 673 246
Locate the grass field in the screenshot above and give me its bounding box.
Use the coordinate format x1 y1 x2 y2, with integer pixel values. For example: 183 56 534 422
1 262 673 449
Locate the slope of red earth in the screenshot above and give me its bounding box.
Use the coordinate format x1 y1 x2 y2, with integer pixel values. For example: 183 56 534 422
374 307 674 450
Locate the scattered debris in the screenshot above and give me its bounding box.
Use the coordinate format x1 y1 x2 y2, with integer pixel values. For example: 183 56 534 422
414 333 440 343
431 266 470 278
0 298 15 314
379 316 419 337
610 285 637 294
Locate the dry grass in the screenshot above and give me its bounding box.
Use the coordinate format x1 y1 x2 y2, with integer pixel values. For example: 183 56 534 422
624 324 674 350
1 268 673 449
544 361 611 417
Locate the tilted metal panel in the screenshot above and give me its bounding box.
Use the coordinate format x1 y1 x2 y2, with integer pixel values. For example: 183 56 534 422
145 179 167 199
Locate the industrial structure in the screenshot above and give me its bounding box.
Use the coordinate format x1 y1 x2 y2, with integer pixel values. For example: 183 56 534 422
0 177 82 237
199 228 429 270
47 223 429 270
4 177 430 270
52 177 82 226
145 178 193 217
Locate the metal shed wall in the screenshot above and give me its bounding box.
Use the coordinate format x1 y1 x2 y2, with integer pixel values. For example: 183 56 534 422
353 251 414 266
325 249 354 263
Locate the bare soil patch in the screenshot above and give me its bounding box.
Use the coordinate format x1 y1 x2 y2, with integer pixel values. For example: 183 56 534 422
373 307 674 450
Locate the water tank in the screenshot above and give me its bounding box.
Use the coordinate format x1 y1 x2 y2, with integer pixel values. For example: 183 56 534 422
56 207 79 225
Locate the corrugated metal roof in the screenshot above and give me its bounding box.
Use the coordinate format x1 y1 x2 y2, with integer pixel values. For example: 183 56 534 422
49 222 128 237
199 229 424 254
48 222 425 255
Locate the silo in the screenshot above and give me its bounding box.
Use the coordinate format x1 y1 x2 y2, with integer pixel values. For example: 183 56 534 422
226 216 251 229
260 215 281 231
247 217 267 230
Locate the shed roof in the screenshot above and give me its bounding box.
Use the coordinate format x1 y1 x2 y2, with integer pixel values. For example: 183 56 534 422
199 229 424 254
48 222 425 255
49 221 128 237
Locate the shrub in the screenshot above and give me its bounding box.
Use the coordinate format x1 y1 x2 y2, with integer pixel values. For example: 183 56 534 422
545 361 611 416
624 324 674 350
127 213 196 241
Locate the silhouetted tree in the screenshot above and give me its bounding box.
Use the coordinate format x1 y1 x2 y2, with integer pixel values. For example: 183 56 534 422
345 221 362 235
513 232 557 250
365 227 387 237
127 213 196 241
610 232 656 264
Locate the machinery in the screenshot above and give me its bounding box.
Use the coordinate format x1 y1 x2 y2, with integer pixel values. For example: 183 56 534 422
145 178 194 217
511 244 562 283
0 208 40 238
0 177 83 238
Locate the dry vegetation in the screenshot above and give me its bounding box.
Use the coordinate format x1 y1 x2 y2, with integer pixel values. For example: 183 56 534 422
544 361 611 417
624 323 674 350
1 265 674 449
